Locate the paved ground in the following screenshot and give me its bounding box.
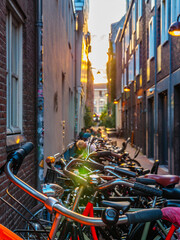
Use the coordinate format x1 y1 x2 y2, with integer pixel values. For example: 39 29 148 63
109 137 169 175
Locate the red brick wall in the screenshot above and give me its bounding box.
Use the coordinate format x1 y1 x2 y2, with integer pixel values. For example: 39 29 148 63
0 0 37 230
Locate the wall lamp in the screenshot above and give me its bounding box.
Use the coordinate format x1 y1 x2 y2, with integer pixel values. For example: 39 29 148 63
124 85 130 92
137 96 143 99
168 14 180 36
113 100 118 104
148 88 155 93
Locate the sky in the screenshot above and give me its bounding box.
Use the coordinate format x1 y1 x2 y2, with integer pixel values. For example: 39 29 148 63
88 0 126 83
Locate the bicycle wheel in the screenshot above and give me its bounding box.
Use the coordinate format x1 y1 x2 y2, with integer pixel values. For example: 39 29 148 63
14 203 52 239
126 159 141 167
128 220 177 240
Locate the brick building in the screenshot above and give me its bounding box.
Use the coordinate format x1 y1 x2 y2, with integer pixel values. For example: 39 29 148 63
0 0 37 229
114 0 180 174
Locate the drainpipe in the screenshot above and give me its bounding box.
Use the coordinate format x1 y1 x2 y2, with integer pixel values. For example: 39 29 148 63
169 35 172 172
154 0 158 160
36 0 44 190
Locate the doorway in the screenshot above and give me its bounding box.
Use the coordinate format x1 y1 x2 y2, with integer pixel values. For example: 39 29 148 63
158 91 168 165
148 97 154 159
174 84 180 174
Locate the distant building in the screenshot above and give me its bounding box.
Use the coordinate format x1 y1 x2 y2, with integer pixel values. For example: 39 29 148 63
94 83 107 116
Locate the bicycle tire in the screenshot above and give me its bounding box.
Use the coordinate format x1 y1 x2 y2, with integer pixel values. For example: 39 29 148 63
14 203 52 240
126 159 141 167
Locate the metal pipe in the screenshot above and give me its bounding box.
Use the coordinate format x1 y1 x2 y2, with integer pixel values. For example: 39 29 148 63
154 0 158 160
169 34 172 172
36 0 44 190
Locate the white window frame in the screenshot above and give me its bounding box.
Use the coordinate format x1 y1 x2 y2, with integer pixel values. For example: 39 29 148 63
171 0 180 23
135 45 140 76
161 0 169 45
138 0 143 20
121 72 124 93
6 10 23 134
128 55 134 84
151 0 155 11
124 68 127 86
132 3 136 34
149 16 155 59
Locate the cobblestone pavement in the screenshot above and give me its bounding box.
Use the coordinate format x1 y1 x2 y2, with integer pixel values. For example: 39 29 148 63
109 137 169 175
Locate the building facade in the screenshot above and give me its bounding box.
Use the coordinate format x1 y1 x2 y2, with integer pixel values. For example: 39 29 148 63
0 0 37 228
94 83 107 116
115 0 180 174
86 60 94 114
43 0 76 164
74 0 91 136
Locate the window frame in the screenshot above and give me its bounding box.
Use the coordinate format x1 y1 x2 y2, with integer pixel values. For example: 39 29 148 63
135 44 140 76
149 16 155 59
138 0 143 20
161 0 169 45
6 10 23 135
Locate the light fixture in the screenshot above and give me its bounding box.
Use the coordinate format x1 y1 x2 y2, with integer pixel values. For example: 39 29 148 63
149 87 155 93
113 100 118 104
168 14 180 36
124 85 130 92
105 93 109 97
97 70 101 74
137 96 143 100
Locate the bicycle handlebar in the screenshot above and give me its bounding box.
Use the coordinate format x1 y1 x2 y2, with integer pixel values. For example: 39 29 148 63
8 142 34 175
88 151 123 160
104 166 136 178
98 178 163 197
126 208 162 224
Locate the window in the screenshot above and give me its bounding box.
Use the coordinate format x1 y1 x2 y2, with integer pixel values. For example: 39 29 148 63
121 72 124 93
125 23 130 50
135 45 140 76
132 3 136 34
138 0 143 19
128 55 134 84
99 91 102 97
124 68 127 86
149 16 155 59
171 0 180 23
151 0 155 10
161 0 169 44
6 11 23 134
122 37 124 60
99 107 103 113
99 99 105 105
157 6 161 46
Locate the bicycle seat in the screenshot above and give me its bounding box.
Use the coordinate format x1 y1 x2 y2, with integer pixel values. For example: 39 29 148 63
144 174 180 187
101 200 130 213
